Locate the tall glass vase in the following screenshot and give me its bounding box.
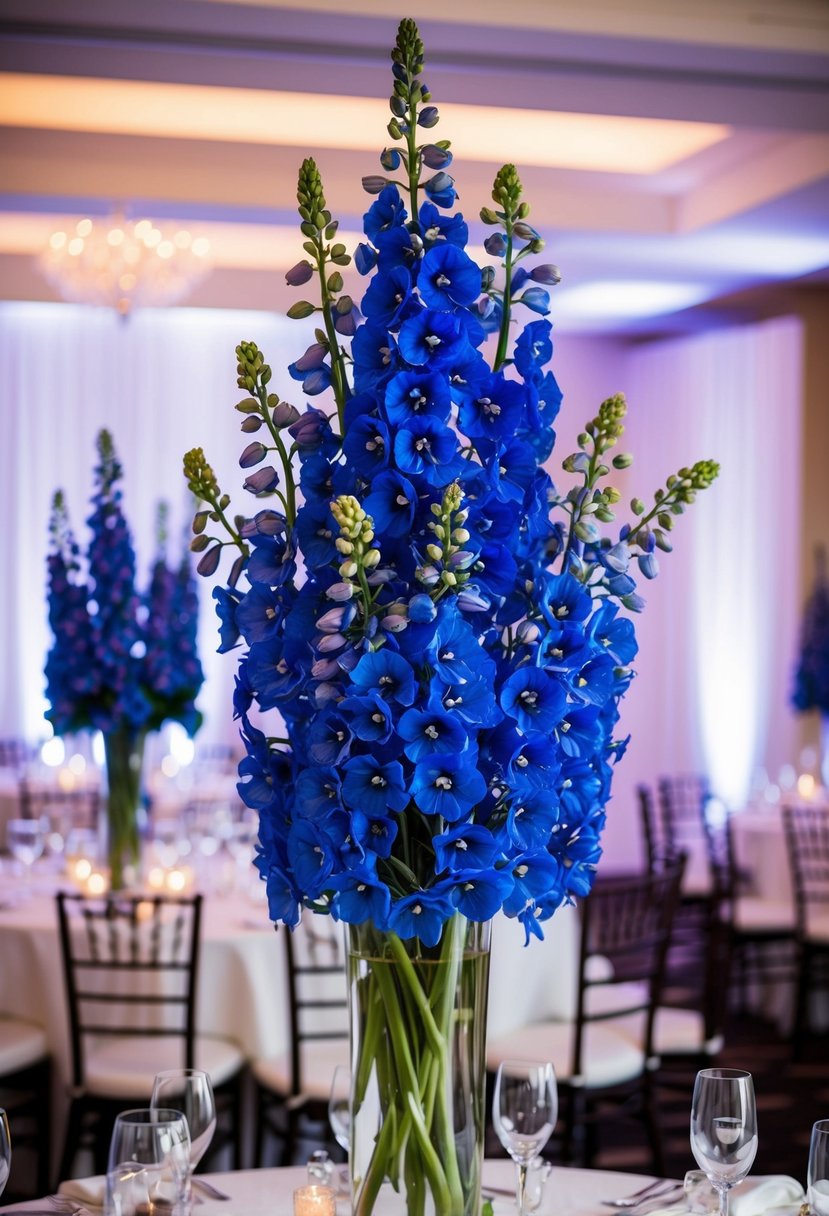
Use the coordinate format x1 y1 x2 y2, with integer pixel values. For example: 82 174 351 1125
346 913 491 1216
102 727 145 890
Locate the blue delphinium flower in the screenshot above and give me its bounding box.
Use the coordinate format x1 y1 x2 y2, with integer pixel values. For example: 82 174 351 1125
46 433 203 741
183 21 718 950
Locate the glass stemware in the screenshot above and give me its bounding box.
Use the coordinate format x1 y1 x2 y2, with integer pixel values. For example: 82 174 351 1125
328 1065 351 1196
493 1060 557 1216
0 1108 11 1199
808 1119 829 1216
108 1108 191 1214
328 1065 351 1155
6 818 46 893
151 1069 216 1213
690 1068 758 1216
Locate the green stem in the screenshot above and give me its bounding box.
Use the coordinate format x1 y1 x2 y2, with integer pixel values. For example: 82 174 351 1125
493 221 515 372
315 254 349 435
355 1096 400 1216
406 1092 452 1213
205 490 248 560
406 99 420 226
258 396 297 526
104 726 145 890
386 934 445 1057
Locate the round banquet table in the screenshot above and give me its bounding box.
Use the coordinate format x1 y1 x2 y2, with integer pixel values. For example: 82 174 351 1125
0 864 578 1171
0 1161 660 1215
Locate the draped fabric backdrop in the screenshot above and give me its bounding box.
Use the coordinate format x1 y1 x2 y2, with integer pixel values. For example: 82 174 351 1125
0 303 806 866
0 303 317 749
608 315 804 862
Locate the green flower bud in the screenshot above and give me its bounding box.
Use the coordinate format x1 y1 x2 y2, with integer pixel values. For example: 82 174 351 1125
287 301 316 320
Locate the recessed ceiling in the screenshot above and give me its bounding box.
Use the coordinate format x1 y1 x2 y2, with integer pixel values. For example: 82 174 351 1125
0 0 827 333
0 74 730 174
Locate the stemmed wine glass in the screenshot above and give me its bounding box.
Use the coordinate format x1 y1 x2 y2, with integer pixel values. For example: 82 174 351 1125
328 1065 351 1196
6 818 46 895
493 1060 557 1216
690 1068 758 1216
108 1108 191 1214
0 1108 11 1200
808 1119 829 1216
151 1069 217 1214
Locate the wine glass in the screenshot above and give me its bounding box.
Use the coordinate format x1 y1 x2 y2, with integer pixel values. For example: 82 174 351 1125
105 1162 154 1216
151 1069 216 1213
808 1119 829 1216
0 1108 11 1199
6 818 45 894
108 1108 191 1213
328 1065 351 1196
328 1065 351 1154
690 1068 758 1216
493 1060 557 1216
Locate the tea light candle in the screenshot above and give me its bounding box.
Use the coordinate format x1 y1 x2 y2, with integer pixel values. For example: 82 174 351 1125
147 866 167 891
293 1185 336 1215
85 869 107 896
69 856 93 885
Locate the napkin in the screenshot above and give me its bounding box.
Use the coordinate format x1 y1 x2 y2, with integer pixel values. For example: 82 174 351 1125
57 1174 106 1209
650 1175 805 1216
731 1177 805 1216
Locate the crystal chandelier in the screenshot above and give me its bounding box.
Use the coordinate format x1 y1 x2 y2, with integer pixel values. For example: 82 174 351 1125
38 216 211 316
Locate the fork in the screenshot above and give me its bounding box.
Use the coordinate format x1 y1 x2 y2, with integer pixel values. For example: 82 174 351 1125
602 1180 679 1208
191 1177 231 1201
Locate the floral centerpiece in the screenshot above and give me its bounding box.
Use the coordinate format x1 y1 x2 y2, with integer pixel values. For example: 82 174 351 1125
46 430 204 888
792 546 829 783
183 18 717 1215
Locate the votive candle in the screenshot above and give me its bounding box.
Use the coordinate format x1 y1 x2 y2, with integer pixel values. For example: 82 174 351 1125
293 1184 336 1215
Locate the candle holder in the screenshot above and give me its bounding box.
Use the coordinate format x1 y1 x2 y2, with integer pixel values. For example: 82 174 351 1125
293 1184 336 1215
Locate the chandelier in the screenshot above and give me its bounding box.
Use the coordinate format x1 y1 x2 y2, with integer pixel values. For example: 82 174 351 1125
38 216 211 316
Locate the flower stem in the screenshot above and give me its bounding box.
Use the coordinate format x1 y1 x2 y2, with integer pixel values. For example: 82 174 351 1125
493 220 514 372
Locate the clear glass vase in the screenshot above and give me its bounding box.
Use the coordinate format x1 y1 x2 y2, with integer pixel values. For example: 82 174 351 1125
346 913 491 1216
102 727 145 890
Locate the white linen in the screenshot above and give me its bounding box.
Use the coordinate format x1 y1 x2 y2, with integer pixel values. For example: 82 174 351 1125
45 1162 661 1216
57 1173 106 1209
649 1175 805 1216
0 875 578 1177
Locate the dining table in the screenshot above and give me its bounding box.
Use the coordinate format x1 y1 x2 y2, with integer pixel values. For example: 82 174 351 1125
0 859 579 1177
0 1160 665 1215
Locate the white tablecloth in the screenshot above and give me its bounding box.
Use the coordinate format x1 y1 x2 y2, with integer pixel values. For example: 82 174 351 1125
0 868 577 1174
731 796 829 907
0 1161 658 1215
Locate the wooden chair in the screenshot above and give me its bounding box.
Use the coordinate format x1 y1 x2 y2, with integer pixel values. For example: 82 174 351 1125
658 774 714 902
0 1018 50 1196
55 891 245 1179
487 859 685 1173
702 802 795 1013
638 784 670 871
252 917 349 1166
783 803 829 1056
18 782 101 835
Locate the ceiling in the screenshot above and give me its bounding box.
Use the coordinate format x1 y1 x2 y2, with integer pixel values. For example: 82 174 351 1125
1 0 828 334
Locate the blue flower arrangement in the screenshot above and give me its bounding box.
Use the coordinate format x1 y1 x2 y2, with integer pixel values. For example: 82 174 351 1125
793 546 829 716
183 19 718 947
46 430 203 886
46 431 203 739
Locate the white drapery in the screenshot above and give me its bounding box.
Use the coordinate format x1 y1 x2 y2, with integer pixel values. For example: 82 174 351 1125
611 315 804 829
0 302 314 746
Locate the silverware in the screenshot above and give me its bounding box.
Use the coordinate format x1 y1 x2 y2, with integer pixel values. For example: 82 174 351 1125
191 1178 231 1201
602 1180 677 1208
627 1189 684 1215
